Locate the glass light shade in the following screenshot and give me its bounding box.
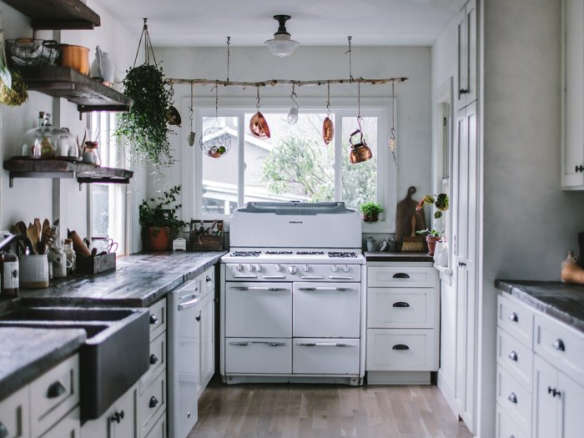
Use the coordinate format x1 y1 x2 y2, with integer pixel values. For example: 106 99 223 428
265 34 299 57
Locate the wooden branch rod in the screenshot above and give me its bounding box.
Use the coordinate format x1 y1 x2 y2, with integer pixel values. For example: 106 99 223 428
168 76 408 87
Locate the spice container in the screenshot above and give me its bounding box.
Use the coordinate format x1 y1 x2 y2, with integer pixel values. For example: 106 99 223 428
0 253 19 297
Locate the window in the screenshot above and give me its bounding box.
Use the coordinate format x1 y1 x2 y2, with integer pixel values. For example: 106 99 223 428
193 102 395 231
88 112 126 254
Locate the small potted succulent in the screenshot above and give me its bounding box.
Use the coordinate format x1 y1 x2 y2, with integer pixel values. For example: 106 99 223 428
416 228 442 256
360 202 384 223
139 185 186 251
416 193 449 219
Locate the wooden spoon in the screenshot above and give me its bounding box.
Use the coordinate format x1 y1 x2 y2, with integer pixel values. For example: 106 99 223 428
26 223 38 255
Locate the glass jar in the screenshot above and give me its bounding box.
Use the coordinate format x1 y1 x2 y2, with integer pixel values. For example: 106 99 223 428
82 141 100 165
57 128 79 160
21 112 60 158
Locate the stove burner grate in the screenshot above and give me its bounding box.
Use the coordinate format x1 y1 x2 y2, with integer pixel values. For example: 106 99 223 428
231 251 261 257
265 250 294 255
296 250 325 255
328 251 357 258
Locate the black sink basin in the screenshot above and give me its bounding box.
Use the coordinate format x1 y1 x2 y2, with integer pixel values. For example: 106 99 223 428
0 306 149 420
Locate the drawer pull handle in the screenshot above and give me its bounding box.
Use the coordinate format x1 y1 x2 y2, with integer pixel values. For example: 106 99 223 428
508 312 518 323
548 387 562 398
297 342 353 347
230 342 249 347
150 354 159 365
178 297 200 311
0 422 8 438
195 313 201 322
47 381 66 399
507 392 518 404
206 276 212 282
109 410 125 424
553 339 565 352
328 275 353 280
508 351 518 362
393 273 410 279
251 341 286 347
149 396 159 409
393 302 410 308
149 314 158 325
392 344 410 351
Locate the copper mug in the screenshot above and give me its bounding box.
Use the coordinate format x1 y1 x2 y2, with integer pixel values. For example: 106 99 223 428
60 44 90 75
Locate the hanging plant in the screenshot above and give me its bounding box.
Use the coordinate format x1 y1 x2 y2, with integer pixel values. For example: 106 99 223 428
115 19 175 166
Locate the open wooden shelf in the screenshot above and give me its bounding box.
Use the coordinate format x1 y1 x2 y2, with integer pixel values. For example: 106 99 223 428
3 0 100 30
19 66 132 113
3 158 133 187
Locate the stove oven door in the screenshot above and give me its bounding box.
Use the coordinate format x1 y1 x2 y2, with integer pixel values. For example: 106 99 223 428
293 282 360 338
226 282 292 338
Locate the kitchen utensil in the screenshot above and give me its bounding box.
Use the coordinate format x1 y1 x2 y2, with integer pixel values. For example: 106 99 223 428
395 186 427 242
68 230 91 257
26 223 38 254
349 125 372 164
19 254 49 288
401 215 425 252
188 82 196 146
323 116 334 145
60 44 90 75
5 38 59 67
249 111 270 138
167 105 181 126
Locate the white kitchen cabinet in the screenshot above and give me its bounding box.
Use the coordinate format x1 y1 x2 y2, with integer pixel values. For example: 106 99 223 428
456 0 478 110
0 386 29 438
40 408 80 438
200 289 215 393
562 0 584 189
81 385 138 438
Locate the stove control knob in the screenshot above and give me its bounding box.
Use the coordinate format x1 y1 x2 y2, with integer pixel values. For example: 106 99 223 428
236 264 244 272
275 264 282 272
288 266 298 275
254 264 262 272
303 264 310 272
249 264 256 272
331 265 339 273
342 265 350 273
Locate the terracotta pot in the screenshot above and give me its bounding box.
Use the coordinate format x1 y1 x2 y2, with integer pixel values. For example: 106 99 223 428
60 44 90 75
147 226 170 251
426 235 440 256
362 212 379 223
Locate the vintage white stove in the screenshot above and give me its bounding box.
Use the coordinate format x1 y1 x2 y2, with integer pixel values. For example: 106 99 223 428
220 202 366 385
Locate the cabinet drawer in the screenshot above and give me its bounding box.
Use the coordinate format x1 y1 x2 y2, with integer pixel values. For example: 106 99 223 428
293 338 359 375
226 282 292 338
142 332 166 387
496 366 530 430
0 386 29 438
144 412 166 438
366 329 437 371
39 407 80 438
367 287 435 329
534 312 584 385
496 405 528 438
497 327 533 385
293 282 360 337
30 354 79 437
149 298 167 340
226 338 291 374
497 294 533 347
138 371 166 433
368 266 437 288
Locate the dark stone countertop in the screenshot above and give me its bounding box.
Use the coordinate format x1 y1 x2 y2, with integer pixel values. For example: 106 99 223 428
365 252 434 263
495 280 584 333
0 327 86 401
19 252 226 307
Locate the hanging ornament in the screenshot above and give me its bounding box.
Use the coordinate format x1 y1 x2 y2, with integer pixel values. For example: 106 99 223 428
389 81 398 162
287 83 299 125
322 81 334 145
188 81 195 146
200 82 231 158
249 86 271 138
349 82 372 164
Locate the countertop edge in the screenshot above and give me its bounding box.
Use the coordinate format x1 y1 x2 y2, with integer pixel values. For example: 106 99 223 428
0 330 86 401
495 279 584 333
365 252 434 262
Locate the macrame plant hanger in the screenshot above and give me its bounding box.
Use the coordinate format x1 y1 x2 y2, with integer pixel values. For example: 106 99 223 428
133 18 158 68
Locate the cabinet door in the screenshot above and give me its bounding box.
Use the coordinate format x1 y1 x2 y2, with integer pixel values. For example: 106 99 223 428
456 0 477 109
533 356 561 438
562 0 584 188
201 294 215 391
81 385 137 438
559 371 584 438
0 386 29 438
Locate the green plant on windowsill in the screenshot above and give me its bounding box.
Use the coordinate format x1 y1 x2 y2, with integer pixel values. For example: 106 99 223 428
139 185 186 251
360 202 384 223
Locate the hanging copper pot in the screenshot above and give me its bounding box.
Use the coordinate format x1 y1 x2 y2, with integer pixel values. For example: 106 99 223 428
249 111 271 138
322 116 334 145
166 106 181 126
349 128 372 164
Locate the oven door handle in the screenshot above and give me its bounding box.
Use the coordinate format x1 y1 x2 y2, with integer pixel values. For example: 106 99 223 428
232 286 289 292
328 275 354 280
178 297 200 311
297 287 352 292
300 275 325 280
297 342 354 347
251 341 287 347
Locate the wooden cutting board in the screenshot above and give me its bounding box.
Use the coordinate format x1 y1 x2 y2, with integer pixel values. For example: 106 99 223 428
395 186 427 243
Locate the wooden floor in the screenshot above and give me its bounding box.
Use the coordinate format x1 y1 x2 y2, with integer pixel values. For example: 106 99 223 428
189 384 473 438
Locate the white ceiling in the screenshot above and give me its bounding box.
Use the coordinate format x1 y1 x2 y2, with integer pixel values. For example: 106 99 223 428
97 0 465 47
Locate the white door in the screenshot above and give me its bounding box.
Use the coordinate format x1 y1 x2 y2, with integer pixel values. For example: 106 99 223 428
559 370 584 438
453 102 478 431
562 0 584 188
534 356 561 438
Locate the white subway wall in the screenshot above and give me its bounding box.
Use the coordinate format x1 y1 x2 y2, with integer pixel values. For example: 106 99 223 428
151 46 433 217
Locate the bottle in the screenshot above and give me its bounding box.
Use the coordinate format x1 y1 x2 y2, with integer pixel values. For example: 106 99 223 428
1 253 19 297
64 238 76 274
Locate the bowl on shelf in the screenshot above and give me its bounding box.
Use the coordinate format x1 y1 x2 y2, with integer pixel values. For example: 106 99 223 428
6 38 59 67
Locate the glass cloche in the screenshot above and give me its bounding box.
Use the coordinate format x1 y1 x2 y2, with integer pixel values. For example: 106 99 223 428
21 112 61 159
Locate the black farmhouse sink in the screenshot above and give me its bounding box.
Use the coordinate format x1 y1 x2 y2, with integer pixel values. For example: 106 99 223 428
0 306 149 420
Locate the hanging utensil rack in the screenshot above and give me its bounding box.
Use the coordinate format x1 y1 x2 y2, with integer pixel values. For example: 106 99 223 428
169 76 407 87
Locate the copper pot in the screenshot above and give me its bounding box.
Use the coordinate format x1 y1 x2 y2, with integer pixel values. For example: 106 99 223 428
349 128 372 164
59 44 90 75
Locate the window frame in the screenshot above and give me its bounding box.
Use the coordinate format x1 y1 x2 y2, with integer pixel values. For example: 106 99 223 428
188 96 397 233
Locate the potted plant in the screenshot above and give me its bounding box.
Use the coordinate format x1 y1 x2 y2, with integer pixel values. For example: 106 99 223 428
416 193 449 219
115 64 174 165
139 185 186 251
416 228 442 256
360 202 384 222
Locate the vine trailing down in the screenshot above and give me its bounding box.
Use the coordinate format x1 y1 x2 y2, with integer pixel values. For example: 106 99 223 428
115 64 175 166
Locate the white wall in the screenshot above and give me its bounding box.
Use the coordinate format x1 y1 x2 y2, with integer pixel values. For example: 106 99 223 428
480 1 584 437
0 0 146 253
152 46 433 220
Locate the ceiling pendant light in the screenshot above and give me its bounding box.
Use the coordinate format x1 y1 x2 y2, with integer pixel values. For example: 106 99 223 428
265 15 299 57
